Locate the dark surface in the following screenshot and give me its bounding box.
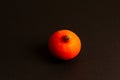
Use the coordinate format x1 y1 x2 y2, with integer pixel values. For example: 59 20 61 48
7 0 120 80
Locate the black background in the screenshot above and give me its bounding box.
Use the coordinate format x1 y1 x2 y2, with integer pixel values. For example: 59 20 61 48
7 0 120 80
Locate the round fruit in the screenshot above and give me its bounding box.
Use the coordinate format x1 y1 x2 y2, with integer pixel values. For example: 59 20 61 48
48 29 81 60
